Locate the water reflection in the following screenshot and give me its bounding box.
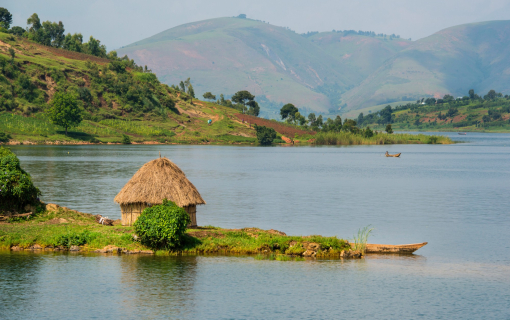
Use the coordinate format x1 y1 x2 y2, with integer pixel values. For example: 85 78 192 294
118 255 197 318
0 251 42 311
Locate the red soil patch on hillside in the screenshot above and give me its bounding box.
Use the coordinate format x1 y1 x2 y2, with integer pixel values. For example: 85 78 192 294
26 41 110 64
234 114 314 136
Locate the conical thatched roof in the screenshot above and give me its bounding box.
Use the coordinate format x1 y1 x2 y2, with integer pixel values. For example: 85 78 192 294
114 157 205 207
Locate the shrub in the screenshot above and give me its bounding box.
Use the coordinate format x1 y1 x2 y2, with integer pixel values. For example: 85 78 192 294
133 200 191 249
254 124 276 145
121 134 131 144
0 147 41 212
0 131 12 142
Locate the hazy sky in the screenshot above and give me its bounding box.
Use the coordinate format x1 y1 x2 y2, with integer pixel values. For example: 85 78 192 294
4 0 510 50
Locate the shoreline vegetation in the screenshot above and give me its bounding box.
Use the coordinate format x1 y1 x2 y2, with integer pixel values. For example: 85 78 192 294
0 203 363 259
313 131 452 145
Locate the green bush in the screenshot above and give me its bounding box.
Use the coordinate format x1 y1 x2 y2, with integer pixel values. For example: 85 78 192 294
0 147 41 212
133 200 191 249
121 134 131 144
254 124 276 145
0 131 12 142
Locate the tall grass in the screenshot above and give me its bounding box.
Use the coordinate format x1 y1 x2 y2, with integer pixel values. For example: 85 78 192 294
314 131 452 145
99 119 176 137
352 226 374 255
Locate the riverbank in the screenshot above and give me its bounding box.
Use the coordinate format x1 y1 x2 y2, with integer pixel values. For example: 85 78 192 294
0 204 360 259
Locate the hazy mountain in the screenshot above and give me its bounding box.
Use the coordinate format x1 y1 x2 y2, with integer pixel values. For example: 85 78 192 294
341 20 510 110
118 18 510 115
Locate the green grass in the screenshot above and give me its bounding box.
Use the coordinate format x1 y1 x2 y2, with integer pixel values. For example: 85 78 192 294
352 226 374 255
0 209 353 258
0 208 142 251
313 131 452 145
98 119 178 137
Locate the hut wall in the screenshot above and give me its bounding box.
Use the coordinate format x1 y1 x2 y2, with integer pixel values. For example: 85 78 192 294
121 203 197 227
121 203 147 226
184 205 197 227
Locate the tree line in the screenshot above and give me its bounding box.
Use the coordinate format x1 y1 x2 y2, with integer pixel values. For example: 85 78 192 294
0 7 142 70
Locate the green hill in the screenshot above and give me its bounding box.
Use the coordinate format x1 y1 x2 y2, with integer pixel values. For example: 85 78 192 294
341 21 510 110
0 32 257 144
118 17 412 115
357 95 510 132
118 17 351 115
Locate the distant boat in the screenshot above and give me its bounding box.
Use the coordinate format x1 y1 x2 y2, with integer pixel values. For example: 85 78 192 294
458 132 467 135
385 151 401 157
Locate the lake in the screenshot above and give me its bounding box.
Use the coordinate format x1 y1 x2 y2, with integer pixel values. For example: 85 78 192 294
1 132 510 319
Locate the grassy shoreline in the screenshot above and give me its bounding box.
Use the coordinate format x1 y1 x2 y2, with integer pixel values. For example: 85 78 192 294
0 204 360 259
313 131 453 145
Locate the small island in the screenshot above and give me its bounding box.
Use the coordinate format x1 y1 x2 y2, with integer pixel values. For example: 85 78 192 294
0 147 426 259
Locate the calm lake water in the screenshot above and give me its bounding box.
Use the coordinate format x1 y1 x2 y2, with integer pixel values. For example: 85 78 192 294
1 132 510 319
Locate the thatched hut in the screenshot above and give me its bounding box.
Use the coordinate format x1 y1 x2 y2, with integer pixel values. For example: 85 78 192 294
114 157 205 227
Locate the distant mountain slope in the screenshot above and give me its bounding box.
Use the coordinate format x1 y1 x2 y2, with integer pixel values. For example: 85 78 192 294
119 18 510 115
118 17 411 115
340 21 510 110
309 31 411 84
118 18 351 115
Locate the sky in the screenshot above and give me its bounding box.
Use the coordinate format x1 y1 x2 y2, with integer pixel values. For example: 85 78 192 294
3 0 510 51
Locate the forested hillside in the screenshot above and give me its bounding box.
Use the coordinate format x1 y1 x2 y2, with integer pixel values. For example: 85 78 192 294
356 90 510 132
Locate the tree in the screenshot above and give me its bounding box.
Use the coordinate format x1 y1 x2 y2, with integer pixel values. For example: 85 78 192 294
84 36 106 57
485 89 497 101
254 124 276 145
246 100 260 116
343 119 357 133
0 7 12 29
63 33 83 52
280 103 298 120
316 115 323 128
9 26 26 36
308 113 316 127
357 112 364 126
187 84 195 103
8 48 14 62
0 147 41 212
232 90 256 114
385 124 393 134
27 13 41 32
443 94 454 102
203 92 216 101
469 89 475 100
362 126 374 138
378 105 392 124
47 92 82 135
179 81 185 92
446 107 458 118
425 98 436 105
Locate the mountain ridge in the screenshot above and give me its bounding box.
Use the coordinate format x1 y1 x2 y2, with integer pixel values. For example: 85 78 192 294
118 17 510 116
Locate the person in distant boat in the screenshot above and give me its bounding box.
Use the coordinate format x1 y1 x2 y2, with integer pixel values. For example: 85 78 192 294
385 151 401 157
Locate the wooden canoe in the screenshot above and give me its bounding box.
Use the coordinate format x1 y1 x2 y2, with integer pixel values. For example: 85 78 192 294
351 242 427 254
385 152 401 157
